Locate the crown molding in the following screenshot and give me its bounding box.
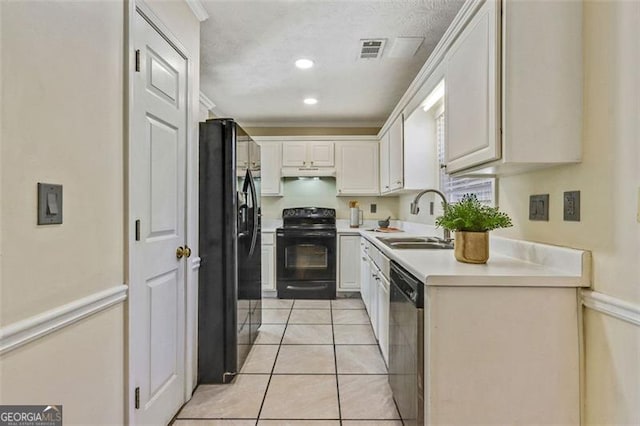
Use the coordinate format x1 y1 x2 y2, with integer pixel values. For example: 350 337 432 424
199 91 216 111
186 0 209 22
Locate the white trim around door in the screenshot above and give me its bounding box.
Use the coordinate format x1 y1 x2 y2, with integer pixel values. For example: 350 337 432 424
126 1 198 423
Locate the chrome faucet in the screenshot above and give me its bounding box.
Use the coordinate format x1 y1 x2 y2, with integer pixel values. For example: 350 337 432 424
410 189 451 242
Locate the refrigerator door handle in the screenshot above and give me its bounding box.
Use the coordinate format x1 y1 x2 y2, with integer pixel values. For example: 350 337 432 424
245 169 259 257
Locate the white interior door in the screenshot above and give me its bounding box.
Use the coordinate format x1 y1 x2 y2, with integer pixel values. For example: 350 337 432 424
131 10 188 425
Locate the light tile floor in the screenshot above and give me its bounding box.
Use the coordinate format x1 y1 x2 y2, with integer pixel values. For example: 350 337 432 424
173 298 401 425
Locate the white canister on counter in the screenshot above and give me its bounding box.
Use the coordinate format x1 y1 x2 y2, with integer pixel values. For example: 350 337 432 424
349 207 363 228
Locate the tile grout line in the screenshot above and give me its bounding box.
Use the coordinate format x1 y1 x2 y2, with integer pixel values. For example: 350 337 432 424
330 301 343 425
254 301 294 425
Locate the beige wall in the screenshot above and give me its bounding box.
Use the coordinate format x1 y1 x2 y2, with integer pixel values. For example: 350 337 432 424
246 127 380 136
262 178 398 220
0 305 125 425
1 0 124 326
494 1 640 423
0 3 125 423
398 192 439 225
0 1 199 424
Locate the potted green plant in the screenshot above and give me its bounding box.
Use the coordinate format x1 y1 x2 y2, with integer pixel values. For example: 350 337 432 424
435 194 513 264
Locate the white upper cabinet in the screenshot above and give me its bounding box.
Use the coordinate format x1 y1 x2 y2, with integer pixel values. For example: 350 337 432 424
282 141 334 168
445 0 499 174
337 141 379 196
379 115 403 195
443 0 582 176
308 141 334 167
379 132 391 194
260 142 282 196
388 116 404 191
281 142 308 167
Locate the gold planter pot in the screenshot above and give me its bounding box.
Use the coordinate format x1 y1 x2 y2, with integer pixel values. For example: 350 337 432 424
454 231 489 264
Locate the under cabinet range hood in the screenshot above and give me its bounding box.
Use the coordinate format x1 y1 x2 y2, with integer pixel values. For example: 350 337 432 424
281 166 336 177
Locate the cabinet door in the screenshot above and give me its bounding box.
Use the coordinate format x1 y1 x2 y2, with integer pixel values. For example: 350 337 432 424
306 141 334 167
282 142 307 167
339 236 361 290
360 250 371 314
237 139 249 176
379 132 391 193
261 244 275 290
336 142 379 196
378 273 390 365
445 0 499 173
249 139 261 171
388 115 404 190
369 263 379 339
260 142 282 196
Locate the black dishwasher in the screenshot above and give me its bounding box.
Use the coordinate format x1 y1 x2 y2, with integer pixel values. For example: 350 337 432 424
389 261 424 426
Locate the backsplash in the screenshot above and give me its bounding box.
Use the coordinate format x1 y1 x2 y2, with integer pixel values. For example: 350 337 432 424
397 193 443 225
261 177 398 220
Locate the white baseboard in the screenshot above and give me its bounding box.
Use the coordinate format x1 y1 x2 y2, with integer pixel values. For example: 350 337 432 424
582 290 640 327
0 284 128 355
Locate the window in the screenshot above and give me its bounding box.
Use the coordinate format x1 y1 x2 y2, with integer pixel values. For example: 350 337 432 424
436 111 495 205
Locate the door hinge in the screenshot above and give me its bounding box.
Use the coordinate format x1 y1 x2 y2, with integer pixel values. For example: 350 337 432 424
134 386 140 409
135 219 141 241
135 49 141 72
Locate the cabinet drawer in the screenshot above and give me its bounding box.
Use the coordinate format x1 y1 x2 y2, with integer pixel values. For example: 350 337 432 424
262 232 275 245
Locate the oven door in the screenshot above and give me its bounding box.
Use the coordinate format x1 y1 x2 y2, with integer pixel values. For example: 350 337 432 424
276 230 336 282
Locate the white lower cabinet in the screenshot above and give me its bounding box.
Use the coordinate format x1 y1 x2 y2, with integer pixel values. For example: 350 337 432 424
261 233 276 291
338 235 360 291
377 272 390 365
359 237 390 359
360 240 371 314
369 263 379 339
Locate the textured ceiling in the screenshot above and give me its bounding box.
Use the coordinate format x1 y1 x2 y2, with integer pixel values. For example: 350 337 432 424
200 0 464 126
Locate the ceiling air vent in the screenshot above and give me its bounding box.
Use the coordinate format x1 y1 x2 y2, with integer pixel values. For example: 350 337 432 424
358 39 386 60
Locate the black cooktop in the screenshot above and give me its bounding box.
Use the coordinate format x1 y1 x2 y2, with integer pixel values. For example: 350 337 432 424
280 207 336 230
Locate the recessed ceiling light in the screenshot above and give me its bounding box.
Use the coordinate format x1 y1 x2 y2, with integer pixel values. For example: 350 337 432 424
295 59 314 69
303 98 318 105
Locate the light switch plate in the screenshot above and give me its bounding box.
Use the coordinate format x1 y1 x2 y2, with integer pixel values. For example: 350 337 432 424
370 204 377 213
529 194 549 221
38 183 63 225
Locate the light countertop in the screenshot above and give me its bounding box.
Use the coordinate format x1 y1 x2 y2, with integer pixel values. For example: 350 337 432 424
358 230 591 288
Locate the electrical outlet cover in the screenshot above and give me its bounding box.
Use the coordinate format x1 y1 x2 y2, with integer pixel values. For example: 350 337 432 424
563 191 580 221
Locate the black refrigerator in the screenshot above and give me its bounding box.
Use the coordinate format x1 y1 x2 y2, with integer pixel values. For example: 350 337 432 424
198 118 262 384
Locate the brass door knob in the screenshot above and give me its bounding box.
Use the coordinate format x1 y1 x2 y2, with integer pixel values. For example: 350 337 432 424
176 246 186 259
184 246 192 258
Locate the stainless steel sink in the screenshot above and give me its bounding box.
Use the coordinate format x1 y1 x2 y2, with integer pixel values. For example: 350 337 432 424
376 236 454 250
